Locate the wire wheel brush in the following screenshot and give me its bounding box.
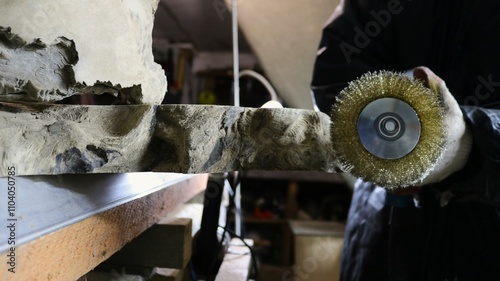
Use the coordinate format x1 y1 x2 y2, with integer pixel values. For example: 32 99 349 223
331 70 472 190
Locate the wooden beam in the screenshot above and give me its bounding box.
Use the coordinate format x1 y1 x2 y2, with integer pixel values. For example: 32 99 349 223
0 174 208 281
289 220 345 281
105 217 192 269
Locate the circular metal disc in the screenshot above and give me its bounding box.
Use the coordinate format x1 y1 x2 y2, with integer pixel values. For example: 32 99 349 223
357 98 421 159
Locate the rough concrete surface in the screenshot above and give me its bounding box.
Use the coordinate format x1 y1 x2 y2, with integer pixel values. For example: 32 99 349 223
0 102 157 176
0 27 142 103
0 1 338 177
0 103 336 177
0 0 167 104
153 105 336 173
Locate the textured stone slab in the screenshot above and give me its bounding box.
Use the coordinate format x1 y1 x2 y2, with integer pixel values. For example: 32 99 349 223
153 105 336 173
0 102 157 176
0 27 141 103
0 104 336 177
0 0 166 104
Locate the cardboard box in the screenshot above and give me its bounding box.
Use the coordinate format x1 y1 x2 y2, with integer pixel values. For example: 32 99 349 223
289 221 345 281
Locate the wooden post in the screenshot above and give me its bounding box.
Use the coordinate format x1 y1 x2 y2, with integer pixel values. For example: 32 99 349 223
104 218 193 269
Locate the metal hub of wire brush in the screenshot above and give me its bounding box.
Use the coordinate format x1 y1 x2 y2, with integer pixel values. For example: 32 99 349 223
357 98 421 159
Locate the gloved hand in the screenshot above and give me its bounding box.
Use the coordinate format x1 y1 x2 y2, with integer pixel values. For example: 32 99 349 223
414 66 500 205
411 66 473 186
446 119 500 202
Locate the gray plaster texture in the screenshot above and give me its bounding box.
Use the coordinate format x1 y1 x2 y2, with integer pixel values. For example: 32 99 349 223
0 0 166 104
0 103 336 177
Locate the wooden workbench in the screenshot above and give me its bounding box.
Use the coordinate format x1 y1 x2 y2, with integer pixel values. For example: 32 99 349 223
0 173 208 281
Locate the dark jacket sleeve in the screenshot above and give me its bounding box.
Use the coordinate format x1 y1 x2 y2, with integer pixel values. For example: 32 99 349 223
439 106 500 205
311 0 500 203
311 0 402 113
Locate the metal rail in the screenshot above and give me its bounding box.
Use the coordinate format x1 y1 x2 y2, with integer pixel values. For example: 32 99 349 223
0 172 195 252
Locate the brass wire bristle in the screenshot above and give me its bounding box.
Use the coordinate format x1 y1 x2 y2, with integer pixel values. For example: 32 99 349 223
330 71 446 190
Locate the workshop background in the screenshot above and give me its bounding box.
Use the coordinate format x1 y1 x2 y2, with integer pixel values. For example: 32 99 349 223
0 0 353 280
151 0 350 280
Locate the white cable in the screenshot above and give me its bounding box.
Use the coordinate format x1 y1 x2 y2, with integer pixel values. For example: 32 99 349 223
239 69 280 102
231 1 280 106
234 181 242 237
232 0 240 107
231 0 242 238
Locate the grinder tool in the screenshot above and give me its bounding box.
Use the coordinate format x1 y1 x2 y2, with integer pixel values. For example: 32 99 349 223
330 70 472 190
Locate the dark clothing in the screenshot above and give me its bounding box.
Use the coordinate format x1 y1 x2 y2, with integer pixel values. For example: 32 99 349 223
312 0 500 112
311 0 500 280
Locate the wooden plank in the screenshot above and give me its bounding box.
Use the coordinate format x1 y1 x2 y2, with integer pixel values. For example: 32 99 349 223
162 202 204 237
0 174 208 281
105 217 192 269
293 235 343 281
289 220 345 281
215 239 254 281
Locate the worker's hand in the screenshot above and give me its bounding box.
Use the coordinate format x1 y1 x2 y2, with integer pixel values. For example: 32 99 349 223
410 67 500 206
412 66 443 94
412 67 500 206
387 67 470 196
411 66 473 187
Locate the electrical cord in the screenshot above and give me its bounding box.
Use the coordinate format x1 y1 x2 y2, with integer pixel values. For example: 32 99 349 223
221 172 258 279
204 175 236 281
239 69 280 103
219 226 259 280
203 172 258 281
